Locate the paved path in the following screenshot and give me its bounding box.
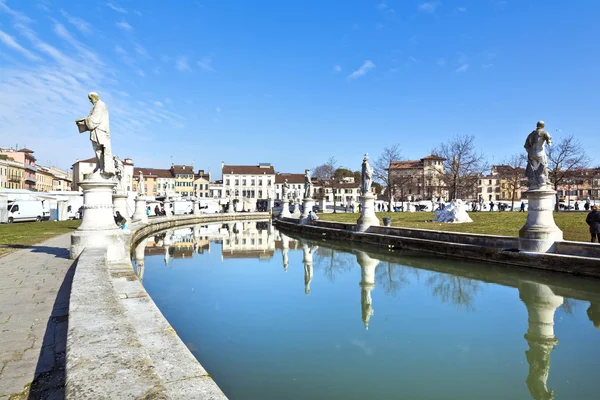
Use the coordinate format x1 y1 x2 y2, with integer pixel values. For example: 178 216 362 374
0 234 74 399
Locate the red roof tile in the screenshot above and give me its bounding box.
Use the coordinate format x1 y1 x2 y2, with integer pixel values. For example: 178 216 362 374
222 165 275 175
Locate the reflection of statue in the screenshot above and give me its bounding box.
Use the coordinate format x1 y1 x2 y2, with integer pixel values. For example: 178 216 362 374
519 282 563 400
360 153 373 195
304 169 313 199
282 179 290 199
302 243 314 294
356 251 379 330
75 92 115 175
524 121 552 190
113 156 126 193
137 171 145 196
587 302 600 329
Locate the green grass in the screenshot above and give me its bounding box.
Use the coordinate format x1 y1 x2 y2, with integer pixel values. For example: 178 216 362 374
0 220 81 257
319 211 591 242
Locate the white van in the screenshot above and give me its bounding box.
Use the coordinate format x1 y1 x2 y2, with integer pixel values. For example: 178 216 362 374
7 200 45 223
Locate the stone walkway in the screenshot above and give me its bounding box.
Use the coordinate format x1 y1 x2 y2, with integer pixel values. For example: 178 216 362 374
0 234 74 399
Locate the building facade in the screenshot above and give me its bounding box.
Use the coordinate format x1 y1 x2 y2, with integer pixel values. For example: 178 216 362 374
193 170 211 198
478 165 526 203
388 154 447 201
274 173 304 200
0 148 37 190
222 163 275 211
72 157 134 192
171 165 196 197
35 167 54 192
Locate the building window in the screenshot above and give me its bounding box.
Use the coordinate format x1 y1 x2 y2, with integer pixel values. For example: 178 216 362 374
226 179 230 185
235 179 239 185
251 179 255 185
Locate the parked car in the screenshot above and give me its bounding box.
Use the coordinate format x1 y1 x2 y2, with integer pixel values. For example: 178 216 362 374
7 200 45 223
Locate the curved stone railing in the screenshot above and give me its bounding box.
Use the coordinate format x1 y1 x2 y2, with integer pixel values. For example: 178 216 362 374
67 212 270 399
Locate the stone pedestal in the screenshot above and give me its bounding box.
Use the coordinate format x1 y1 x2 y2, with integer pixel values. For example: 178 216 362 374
302 243 313 294
281 233 290 271
356 194 380 232
134 239 147 282
71 173 126 261
268 198 274 213
132 196 148 223
112 192 130 218
519 189 563 253
319 199 327 214
291 200 301 218
301 198 315 223
193 200 201 215
280 199 291 218
357 251 379 330
228 199 235 213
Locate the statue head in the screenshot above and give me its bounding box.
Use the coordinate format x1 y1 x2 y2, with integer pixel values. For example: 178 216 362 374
284 178 288 183
537 120 545 129
363 153 369 162
305 169 310 175
88 92 100 104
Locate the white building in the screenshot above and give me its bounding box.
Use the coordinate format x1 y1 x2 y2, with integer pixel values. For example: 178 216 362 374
274 173 305 200
222 163 275 211
72 157 134 192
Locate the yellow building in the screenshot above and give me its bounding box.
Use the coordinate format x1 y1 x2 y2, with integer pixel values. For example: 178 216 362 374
171 164 195 197
35 167 54 192
193 170 211 198
7 160 24 189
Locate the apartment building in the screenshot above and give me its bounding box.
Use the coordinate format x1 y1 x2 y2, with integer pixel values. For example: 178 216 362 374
222 163 275 211
193 170 211 198
171 164 196 197
388 154 447 201
274 173 304 200
0 148 37 190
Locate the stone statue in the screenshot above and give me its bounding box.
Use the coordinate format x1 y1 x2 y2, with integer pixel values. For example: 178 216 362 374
304 169 313 199
282 179 290 200
113 155 125 193
360 153 373 195
76 92 115 175
137 171 145 196
524 121 552 190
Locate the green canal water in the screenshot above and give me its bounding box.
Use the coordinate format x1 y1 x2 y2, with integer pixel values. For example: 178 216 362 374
133 220 600 400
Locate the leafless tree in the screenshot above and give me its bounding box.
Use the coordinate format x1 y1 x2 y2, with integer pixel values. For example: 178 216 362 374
312 157 339 212
547 134 590 210
375 261 410 296
433 135 487 200
373 144 404 209
312 247 352 283
426 274 481 311
498 154 527 211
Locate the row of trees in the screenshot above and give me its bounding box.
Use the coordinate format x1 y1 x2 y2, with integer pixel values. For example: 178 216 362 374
313 132 592 211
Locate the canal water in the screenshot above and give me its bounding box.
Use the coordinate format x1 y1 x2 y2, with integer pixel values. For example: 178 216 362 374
132 220 600 400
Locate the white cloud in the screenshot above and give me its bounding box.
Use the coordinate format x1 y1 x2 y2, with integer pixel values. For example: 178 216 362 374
0 30 41 61
196 56 214 71
436 58 446 67
116 20 133 32
0 0 33 23
60 10 92 34
408 56 418 63
333 64 342 73
418 2 440 13
376 2 388 10
106 2 127 13
134 43 150 58
456 64 469 72
457 7 467 12
133 10 143 16
154 101 163 107
176 56 190 71
215 107 221 113
482 63 494 69
348 60 376 79
165 97 172 104
115 45 126 55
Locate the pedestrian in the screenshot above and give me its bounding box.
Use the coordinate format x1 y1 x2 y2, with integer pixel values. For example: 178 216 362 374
520 201 526 212
586 205 600 243
575 201 580 211
154 205 160 216
585 202 590 211
114 211 127 229
489 201 495 211
146 207 151 216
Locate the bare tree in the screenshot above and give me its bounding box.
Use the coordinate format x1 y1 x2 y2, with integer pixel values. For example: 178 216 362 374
373 144 404 210
547 134 590 211
498 154 527 211
312 157 339 212
434 135 487 200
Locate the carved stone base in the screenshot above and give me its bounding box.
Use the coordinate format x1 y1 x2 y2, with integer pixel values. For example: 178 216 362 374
356 194 380 232
291 201 301 218
132 196 148 223
300 198 315 224
71 174 125 261
280 200 292 218
112 192 130 218
519 189 563 253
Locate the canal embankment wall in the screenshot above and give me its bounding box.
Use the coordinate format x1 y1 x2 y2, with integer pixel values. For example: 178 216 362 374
67 212 270 399
274 218 600 278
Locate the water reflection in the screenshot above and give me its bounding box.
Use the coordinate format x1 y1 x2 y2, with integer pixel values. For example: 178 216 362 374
132 221 600 400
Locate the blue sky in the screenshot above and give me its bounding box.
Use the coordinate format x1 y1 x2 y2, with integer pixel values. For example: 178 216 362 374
1 0 598 177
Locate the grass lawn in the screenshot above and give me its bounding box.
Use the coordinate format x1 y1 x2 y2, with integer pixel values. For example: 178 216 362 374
0 220 81 257
319 211 591 242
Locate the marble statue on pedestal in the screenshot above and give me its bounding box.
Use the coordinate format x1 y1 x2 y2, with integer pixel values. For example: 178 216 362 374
113 156 126 193
304 169 313 199
76 92 114 175
524 121 552 190
137 171 145 196
360 153 373 195
282 179 290 200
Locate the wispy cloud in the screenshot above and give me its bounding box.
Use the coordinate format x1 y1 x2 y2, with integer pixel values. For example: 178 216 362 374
196 56 214 71
348 60 375 79
133 10 143 16
60 10 92 34
457 7 467 12
0 30 41 61
134 43 150 58
215 107 221 113
418 2 440 13
0 0 33 23
116 20 133 31
455 52 469 72
408 56 419 63
333 64 342 73
482 63 494 69
154 101 163 107
176 56 190 71
456 64 469 72
106 2 127 14
436 58 446 67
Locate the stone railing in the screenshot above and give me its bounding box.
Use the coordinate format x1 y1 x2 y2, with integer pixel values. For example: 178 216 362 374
67 212 270 399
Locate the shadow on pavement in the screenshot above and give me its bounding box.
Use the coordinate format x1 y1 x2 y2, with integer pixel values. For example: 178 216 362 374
1 245 70 259
28 259 76 400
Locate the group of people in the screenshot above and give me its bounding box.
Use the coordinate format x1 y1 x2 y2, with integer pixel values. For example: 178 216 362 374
154 204 168 216
586 205 600 243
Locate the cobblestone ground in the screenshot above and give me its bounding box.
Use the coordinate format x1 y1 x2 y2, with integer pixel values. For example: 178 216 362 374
0 234 74 399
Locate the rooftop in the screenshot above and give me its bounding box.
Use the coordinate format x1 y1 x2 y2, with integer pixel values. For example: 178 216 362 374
223 165 275 175
275 173 305 184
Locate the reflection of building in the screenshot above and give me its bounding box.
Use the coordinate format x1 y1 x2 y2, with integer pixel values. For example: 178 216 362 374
222 220 275 259
519 282 563 400
356 251 379 330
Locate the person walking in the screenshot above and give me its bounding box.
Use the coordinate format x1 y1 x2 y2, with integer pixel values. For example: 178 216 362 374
520 201 526 212
586 205 600 243
489 201 495 212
